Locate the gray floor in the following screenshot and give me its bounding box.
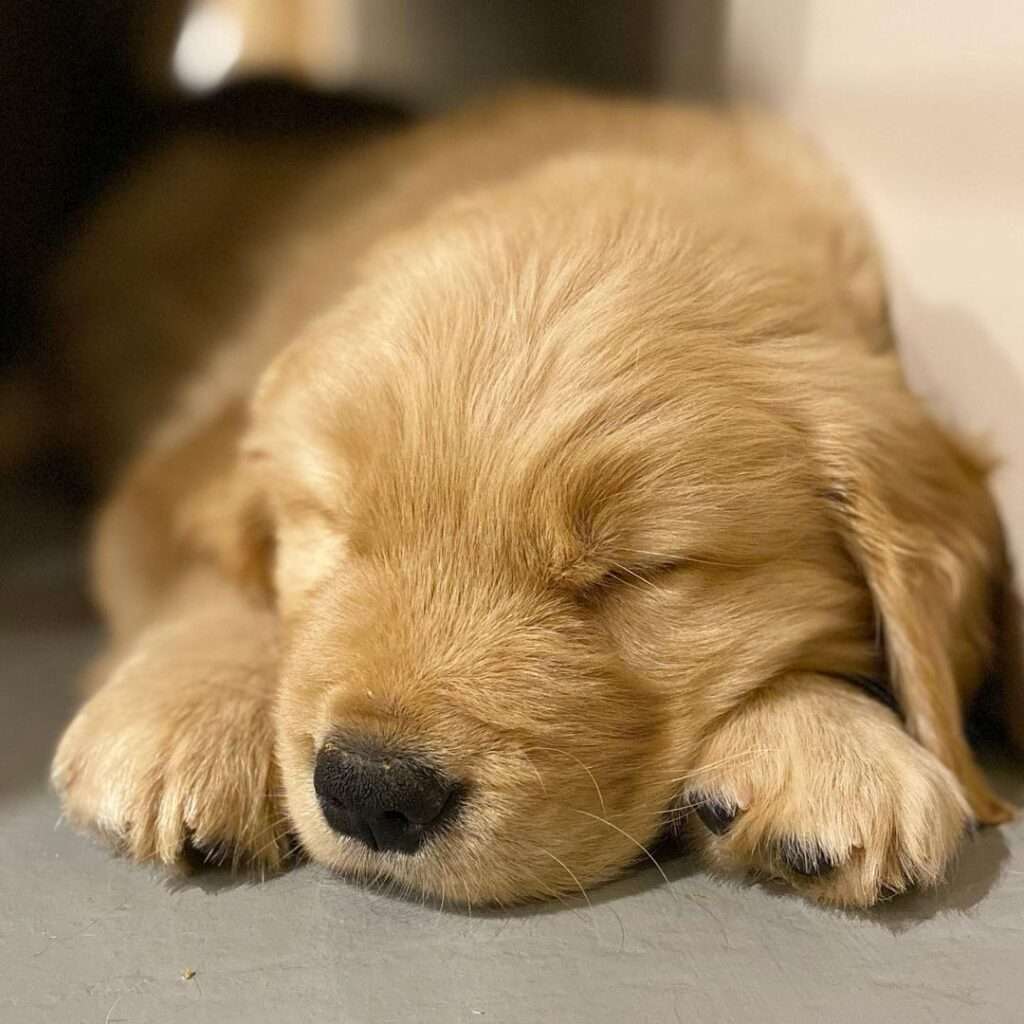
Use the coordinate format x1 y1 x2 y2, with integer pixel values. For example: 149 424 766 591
3 545 1024 1024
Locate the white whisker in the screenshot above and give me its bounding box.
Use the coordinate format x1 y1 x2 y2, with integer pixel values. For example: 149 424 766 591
664 747 777 785
572 808 674 896
524 746 606 813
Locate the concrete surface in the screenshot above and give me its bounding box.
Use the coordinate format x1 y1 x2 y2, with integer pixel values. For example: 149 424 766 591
2 543 1024 1024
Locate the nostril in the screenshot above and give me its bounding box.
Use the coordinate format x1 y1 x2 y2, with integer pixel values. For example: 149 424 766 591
313 739 463 854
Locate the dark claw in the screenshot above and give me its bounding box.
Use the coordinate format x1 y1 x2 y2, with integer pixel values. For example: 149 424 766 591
181 832 303 873
182 834 233 870
694 795 739 836
776 837 838 877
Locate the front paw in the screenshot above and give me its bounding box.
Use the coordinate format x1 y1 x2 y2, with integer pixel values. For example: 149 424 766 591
52 656 289 872
684 678 971 907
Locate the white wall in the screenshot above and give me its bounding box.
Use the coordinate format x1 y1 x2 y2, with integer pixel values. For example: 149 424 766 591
713 0 1024 573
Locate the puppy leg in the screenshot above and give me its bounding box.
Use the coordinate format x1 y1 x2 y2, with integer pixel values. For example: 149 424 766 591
684 674 971 907
52 570 289 872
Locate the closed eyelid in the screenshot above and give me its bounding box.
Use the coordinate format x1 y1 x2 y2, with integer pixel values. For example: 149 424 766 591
600 560 687 583
569 558 689 600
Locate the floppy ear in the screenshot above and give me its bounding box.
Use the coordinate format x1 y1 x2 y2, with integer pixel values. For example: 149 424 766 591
176 332 359 621
814 365 1013 825
173 402 277 601
172 347 347 620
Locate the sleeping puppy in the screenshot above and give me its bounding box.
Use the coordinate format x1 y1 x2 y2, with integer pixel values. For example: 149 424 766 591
51 89 1020 908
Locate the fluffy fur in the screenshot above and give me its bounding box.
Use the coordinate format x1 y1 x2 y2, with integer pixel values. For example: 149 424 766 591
51 89 1019 907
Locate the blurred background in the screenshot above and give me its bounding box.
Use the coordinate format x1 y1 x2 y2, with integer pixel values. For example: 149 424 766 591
2 0 1022 629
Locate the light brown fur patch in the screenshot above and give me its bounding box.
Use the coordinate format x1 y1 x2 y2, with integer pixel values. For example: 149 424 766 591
52 89 1018 907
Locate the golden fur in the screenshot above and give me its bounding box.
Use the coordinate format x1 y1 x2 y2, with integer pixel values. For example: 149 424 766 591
51 89 1020 907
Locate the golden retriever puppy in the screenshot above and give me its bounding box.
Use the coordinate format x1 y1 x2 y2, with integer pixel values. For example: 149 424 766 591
51 89 1020 908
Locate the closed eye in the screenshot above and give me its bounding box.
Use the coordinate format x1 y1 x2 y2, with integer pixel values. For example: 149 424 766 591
585 559 687 597
606 560 682 583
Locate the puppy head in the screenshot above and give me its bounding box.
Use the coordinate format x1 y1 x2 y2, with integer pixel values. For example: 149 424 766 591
226 167 1005 902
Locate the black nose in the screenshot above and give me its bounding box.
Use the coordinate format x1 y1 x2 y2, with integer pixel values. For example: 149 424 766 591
313 739 462 854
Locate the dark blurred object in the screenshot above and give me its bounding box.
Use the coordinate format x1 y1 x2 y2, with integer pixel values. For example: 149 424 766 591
0 0 413 622
0 2 176 328
0 0 405 545
0 0 179 559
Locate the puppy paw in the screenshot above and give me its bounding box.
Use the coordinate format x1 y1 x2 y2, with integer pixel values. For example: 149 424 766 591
684 676 971 907
52 649 289 873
